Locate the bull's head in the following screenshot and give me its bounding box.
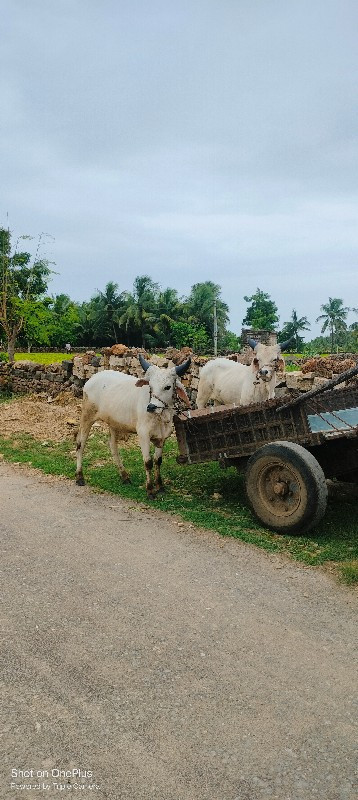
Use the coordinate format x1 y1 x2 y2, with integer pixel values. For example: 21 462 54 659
136 354 191 413
247 338 293 383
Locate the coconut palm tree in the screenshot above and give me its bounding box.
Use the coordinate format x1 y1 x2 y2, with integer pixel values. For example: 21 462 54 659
118 276 159 347
75 302 98 345
155 287 185 346
186 282 229 346
94 281 127 343
316 298 350 352
280 309 310 351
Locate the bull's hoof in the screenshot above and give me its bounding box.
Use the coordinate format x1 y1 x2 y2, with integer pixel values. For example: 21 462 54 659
76 475 85 486
147 491 157 500
156 485 165 494
121 475 131 485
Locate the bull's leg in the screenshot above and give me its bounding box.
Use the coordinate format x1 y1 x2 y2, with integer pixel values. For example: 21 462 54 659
137 430 156 499
108 427 131 483
75 401 97 485
196 381 212 409
153 444 164 493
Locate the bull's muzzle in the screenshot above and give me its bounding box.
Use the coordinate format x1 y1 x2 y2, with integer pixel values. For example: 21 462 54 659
259 369 272 381
147 402 166 413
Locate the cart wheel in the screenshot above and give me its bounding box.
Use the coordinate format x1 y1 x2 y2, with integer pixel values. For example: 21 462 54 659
245 441 327 535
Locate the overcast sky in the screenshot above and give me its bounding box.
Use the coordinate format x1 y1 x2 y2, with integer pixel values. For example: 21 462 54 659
1 0 357 338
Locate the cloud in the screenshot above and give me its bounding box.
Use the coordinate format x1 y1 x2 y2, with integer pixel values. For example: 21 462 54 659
1 0 357 339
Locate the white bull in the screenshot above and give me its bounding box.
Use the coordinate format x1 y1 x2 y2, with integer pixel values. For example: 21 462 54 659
75 354 191 497
196 338 292 408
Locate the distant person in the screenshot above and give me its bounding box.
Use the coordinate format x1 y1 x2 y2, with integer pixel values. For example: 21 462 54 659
65 342 72 354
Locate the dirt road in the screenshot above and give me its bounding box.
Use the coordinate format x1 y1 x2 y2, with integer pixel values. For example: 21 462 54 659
1 462 357 800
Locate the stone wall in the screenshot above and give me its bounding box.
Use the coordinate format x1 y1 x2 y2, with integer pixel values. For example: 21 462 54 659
0 347 206 403
1 348 356 401
0 360 73 396
71 347 206 404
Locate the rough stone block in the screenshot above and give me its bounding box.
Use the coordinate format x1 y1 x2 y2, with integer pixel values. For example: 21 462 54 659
297 378 314 391
74 369 85 380
109 355 121 367
313 377 329 389
62 360 73 373
285 372 302 389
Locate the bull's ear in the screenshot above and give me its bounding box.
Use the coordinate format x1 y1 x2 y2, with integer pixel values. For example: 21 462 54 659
251 357 259 371
277 358 285 371
135 379 149 387
176 385 191 407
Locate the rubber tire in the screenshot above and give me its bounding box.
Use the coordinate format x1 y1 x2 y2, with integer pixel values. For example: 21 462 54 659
245 441 328 535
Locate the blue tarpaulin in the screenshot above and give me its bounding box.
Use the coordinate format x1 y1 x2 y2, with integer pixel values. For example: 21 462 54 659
307 407 358 433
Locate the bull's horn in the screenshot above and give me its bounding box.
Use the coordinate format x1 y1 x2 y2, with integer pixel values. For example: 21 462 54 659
279 335 295 351
175 357 191 376
138 353 151 372
247 338 258 350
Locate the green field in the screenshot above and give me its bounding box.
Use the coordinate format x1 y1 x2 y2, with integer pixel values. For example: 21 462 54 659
13 352 75 363
8 352 315 366
0 427 356 585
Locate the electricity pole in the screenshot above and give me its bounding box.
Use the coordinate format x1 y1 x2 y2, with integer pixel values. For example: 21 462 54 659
213 300 218 356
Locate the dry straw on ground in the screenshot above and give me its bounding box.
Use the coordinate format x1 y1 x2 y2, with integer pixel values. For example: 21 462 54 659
0 392 84 441
0 392 137 445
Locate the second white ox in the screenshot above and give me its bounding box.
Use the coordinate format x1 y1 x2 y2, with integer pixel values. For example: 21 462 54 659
196 337 292 408
75 354 191 497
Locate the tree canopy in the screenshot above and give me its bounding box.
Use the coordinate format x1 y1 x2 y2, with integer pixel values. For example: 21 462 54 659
1 233 357 356
0 228 53 360
242 288 279 331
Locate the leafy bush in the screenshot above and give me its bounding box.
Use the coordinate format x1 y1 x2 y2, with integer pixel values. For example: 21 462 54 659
220 330 241 352
0 352 9 363
169 320 210 353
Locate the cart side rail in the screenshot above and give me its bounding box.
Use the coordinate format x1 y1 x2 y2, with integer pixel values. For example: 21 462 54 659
174 386 358 465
